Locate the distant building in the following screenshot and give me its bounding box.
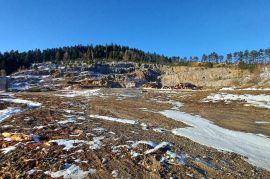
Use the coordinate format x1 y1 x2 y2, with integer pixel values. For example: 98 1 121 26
0 77 8 91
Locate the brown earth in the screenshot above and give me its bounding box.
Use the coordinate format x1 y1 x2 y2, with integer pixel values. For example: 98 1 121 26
177 90 270 136
0 89 269 178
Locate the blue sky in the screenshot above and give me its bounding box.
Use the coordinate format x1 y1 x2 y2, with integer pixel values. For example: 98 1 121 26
0 0 270 57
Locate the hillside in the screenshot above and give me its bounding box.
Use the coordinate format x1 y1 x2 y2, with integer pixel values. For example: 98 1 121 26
1 44 270 75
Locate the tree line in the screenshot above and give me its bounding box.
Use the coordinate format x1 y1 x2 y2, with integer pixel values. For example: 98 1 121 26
0 44 270 75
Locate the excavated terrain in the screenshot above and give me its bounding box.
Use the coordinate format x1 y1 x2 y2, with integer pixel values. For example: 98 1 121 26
0 88 270 178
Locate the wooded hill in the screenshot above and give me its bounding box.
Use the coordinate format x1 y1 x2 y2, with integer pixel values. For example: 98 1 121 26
0 44 270 75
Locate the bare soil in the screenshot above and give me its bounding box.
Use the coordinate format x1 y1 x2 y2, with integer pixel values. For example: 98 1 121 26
0 89 270 178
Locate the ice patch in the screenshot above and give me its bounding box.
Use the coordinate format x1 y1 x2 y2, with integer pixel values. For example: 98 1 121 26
160 110 270 170
89 114 137 125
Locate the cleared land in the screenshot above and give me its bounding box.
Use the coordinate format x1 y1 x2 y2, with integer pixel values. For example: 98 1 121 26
0 88 270 178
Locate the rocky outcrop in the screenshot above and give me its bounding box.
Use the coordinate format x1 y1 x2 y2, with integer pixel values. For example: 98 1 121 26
7 62 270 90
160 66 250 87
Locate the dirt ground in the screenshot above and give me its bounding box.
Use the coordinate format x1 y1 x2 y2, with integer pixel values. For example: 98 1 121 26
0 89 270 178
177 90 270 136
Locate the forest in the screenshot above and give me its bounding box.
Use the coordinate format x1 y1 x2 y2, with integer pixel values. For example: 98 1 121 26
0 44 270 75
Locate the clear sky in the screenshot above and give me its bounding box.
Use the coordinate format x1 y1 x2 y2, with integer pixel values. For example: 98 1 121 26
0 0 270 57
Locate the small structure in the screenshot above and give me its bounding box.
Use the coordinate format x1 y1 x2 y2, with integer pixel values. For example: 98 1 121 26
0 77 8 91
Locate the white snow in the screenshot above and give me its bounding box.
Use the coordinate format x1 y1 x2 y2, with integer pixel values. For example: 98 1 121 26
33 125 45 129
58 118 76 124
88 136 105 150
89 114 137 125
92 127 106 132
202 92 270 109
56 89 100 97
111 145 130 153
0 107 21 123
1 98 41 108
165 150 187 165
241 87 270 91
9 84 30 91
220 87 270 91
131 140 157 148
152 128 169 133
1 145 16 154
45 164 95 179
27 169 36 175
1 124 13 128
49 139 80 151
160 110 270 170
111 170 119 178
154 99 183 110
255 121 270 124
49 136 104 151
145 142 172 154
220 87 236 91
140 123 149 130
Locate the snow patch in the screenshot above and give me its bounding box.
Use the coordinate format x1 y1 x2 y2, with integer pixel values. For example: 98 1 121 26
152 128 169 133
93 127 106 133
154 99 183 110
131 140 157 148
0 107 21 123
49 136 104 151
220 87 236 91
1 145 16 154
220 86 270 91
45 164 95 179
160 110 270 170
89 114 137 125
58 118 76 124
255 121 270 124
1 97 41 108
202 93 270 109
56 89 100 97
165 150 187 165
145 142 172 154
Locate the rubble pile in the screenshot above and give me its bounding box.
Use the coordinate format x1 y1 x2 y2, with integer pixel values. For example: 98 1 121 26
163 83 202 90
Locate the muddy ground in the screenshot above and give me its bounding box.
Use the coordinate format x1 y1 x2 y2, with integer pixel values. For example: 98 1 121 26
0 89 270 178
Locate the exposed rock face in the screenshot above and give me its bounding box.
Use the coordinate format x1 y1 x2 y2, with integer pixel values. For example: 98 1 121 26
7 62 270 90
87 62 162 88
160 66 250 87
